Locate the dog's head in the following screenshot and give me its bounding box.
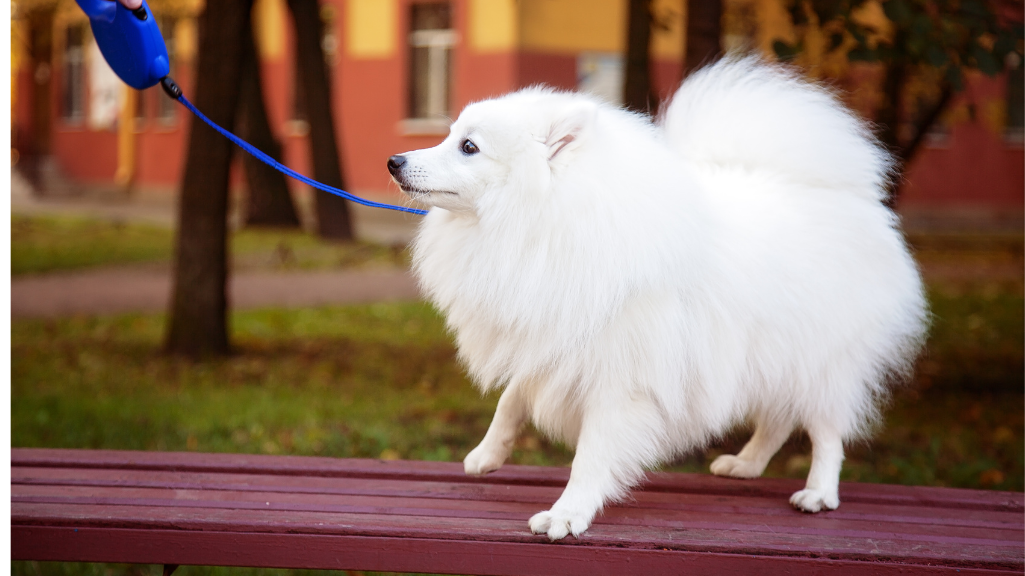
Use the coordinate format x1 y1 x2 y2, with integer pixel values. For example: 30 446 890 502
387 88 600 215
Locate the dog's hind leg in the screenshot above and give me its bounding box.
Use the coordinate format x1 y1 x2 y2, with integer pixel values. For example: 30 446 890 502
710 415 792 479
789 422 843 512
529 394 665 540
464 385 527 475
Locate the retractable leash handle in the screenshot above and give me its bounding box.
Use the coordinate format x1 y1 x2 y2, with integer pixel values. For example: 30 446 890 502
76 0 427 216
75 0 169 89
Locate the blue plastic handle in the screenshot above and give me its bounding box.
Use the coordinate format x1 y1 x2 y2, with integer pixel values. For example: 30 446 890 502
74 0 170 89
76 0 117 21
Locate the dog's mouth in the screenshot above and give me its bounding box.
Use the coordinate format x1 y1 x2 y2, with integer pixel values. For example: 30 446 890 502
398 185 457 198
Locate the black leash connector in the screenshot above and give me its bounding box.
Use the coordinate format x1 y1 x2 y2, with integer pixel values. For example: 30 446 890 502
160 76 182 100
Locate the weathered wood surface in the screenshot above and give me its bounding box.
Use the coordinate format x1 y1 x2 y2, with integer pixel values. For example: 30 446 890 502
12 448 1025 575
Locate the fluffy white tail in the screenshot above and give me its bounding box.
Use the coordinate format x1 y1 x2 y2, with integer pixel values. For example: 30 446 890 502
661 56 893 200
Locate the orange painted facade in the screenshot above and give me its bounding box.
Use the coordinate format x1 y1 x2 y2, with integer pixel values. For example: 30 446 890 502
11 0 1023 211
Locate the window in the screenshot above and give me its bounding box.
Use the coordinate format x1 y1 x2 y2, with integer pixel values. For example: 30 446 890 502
577 53 624 105
131 17 176 127
62 24 85 122
155 17 177 123
408 3 454 121
134 88 146 124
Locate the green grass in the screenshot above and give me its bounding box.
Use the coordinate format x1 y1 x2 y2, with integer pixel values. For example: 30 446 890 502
12 216 174 274
12 291 1022 488
11 215 410 275
11 303 571 467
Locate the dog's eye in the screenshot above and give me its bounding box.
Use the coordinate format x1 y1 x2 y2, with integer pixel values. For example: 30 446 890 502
460 139 480 156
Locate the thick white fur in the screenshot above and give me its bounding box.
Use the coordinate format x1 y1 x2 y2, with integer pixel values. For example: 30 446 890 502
391 57 928 540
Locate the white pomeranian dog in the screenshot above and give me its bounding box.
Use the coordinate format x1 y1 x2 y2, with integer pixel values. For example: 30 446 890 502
387 57 928 541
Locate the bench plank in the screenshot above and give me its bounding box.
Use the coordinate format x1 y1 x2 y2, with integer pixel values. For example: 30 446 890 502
12 448 1024 575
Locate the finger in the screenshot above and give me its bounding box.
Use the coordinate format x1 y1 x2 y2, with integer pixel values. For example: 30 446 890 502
116 0 144 10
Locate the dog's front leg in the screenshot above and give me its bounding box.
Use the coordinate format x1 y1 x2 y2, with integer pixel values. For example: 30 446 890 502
529 394 664 540
464 385 527 475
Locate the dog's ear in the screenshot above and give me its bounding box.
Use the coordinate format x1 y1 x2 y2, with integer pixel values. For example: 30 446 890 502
545 101 597 162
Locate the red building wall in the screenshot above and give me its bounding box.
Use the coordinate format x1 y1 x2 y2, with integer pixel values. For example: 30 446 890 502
901 73 1024 210
15 1 1023 213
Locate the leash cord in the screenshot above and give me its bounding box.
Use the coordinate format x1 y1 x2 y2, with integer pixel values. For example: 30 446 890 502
161 77 428 216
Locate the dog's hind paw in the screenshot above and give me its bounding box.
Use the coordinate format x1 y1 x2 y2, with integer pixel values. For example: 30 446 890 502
463 443 506 476
529 509 590 541
709 454 764 479
790 488 840 513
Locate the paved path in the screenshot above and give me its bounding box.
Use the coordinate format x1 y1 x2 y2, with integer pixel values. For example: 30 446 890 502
13 257 1022 320
12 267 422 319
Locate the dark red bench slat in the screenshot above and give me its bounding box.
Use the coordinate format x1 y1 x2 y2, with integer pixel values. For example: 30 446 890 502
18 527 1023 576
12 502 1019 566
12 448 1025 575
15 448 1022 511
12 485 1022 544
15 466 1023 529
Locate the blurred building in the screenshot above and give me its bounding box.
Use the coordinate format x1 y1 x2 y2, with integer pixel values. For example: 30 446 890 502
10 0 1024 221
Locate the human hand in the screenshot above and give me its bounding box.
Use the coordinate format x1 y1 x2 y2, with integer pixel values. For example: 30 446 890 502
112 0 143 10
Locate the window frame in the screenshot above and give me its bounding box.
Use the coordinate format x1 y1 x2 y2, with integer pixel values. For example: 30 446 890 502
61 23 86 124
402 2 456 135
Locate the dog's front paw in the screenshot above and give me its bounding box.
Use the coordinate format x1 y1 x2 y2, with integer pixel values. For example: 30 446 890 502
709 454 764 479
790 488 840 513
463 443 507 476
529 509 591 541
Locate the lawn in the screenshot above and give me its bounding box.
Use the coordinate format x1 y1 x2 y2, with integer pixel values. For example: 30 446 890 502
11 217 1024 576
11 303 562 467
12 293 1023 490
11 215 409 275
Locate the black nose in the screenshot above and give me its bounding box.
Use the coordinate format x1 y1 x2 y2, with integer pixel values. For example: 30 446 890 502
387 155 407 176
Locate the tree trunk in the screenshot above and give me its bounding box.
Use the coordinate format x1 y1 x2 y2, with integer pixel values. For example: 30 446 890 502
165 0 252 356
877 61 906 158
239 15 300 228
683 0 722 77
288 0 354 240
623 0 654 113
876 47 906 209
879 65 953 209
897 85 952 166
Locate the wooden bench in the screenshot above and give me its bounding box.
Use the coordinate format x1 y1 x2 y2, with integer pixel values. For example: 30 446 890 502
12 448 1024 575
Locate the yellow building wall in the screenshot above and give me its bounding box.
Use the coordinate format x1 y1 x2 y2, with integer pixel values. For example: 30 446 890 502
347 0 397 59
651 0 683 61
520 0 625 54
253 0 285 60
174 18 197 63
517 0 682 60
469 0 518 53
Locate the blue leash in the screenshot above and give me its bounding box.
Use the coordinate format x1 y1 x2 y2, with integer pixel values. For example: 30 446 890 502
69 2 421 215
162 77 428 216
